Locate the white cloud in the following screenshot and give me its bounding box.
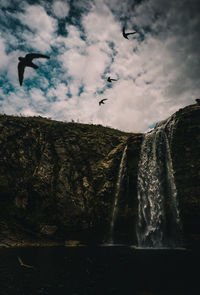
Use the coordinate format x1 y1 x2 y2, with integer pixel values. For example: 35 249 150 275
18 4 57 52
1 89 28 114
0 0 200 133
0 36 9 70
58 22 112 94
47 83 68 101
19 4 56 33
82 1 121 44
52 0 70 19
45 0 200 131
28 88 49 113
20 108 40 117
65 25 86 49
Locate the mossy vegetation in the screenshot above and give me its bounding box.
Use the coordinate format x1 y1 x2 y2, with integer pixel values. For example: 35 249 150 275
0 104 199 247
0 113 140 245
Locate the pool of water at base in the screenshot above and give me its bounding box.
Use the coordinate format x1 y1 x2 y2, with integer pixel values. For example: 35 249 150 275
0 245 199 295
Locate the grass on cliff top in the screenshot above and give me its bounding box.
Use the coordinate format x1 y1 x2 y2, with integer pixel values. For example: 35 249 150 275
0 113 135 137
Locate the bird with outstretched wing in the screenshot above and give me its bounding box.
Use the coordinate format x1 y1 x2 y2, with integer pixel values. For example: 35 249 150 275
17 256 36 269
18 53 50 86
99 99 108 106
107 77 117 82
122 26 137 39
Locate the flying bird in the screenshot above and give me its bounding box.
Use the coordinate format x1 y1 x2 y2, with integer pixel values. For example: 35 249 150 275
18 53 50 86
107 77 117 82
122 26 137 39
17 256 35 269
99 99 108 106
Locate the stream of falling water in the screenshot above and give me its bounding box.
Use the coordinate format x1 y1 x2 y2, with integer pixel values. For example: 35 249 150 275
136 115 182 248
108 145 127 244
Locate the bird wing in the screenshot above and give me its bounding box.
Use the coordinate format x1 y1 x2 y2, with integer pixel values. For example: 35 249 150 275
122 27 129 39
18 256 23 265
18 256 35 269
102 99 108 102
18 62 25 86
25 53 50 61
23 263 35 269
126 32 137 36
122 26 126 35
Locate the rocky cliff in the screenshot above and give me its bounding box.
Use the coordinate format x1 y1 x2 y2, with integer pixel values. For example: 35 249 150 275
170 104 200 248
0 114 142 246
0 103 199 248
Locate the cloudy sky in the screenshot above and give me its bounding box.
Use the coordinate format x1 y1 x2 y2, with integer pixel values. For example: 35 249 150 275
0 0 200 132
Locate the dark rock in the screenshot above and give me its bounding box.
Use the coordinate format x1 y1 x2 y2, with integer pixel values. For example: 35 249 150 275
170 104 200 248
0 115 141 245
195 98 200 105
0 103 199 248
40 225 57 236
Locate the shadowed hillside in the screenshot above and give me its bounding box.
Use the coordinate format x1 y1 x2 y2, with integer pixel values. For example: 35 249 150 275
0 114 142 246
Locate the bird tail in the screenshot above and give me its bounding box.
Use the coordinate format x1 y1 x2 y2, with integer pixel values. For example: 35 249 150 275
30 63 38 69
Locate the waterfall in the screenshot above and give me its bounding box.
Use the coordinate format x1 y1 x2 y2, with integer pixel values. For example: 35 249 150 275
108 145 127 244
136 115 182 248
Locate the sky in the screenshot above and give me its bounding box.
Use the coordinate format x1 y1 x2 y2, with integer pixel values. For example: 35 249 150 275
0 0 200 132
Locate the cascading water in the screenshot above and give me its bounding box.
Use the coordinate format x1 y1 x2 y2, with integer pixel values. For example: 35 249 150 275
108 145 127 244
136 115 182 248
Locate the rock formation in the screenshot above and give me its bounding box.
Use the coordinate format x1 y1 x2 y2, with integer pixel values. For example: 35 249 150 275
0 103 199 248
170 104 200 248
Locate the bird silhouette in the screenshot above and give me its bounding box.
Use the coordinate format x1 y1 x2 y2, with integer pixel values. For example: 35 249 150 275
122 26 137 39
107 77 117 82
18 53 50 86
99 99 108 106
17 256 35 269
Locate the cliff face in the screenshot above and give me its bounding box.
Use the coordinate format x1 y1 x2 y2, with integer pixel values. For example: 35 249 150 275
0 103 199 248
0 115 142 246
170 104 200 248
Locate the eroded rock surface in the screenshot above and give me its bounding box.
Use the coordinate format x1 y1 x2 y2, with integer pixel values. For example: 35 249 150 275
0 103 199 248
